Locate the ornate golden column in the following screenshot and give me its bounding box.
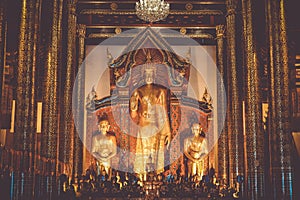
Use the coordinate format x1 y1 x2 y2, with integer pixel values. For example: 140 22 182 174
14 0 41 199
265 0 294 199
41 0 63 166
0 0 6 121
216 24 229 184
40 0 63 198
225 0 245 194
58 0 77 177
241 0 265 198
73 24 86 178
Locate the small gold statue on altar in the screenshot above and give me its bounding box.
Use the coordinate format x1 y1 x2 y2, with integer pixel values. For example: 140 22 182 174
184 122 208 179
130 61 171 178
91 113 117 180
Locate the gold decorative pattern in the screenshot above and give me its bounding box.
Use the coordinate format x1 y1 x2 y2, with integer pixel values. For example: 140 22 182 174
73 23 86 177
216 24 229 184
241 0 265 198
110 2 118 10
216 24 225 39
87 25 216 29
58 0 77 176
185 3 193 11
80 9 223 15
180 27 187 35
226 0 237 16
67 0 77 16
13 7 36 198
42 0 63 167
88 32 214 39
88 33 115 38
77 23 86 38
77 0 225 5
115 27 122 34
225 0 245 191
266 0 294 198
15 0 41 178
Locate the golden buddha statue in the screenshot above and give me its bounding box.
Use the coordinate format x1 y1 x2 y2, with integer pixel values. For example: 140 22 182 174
91 114 117 180
130 65 171 178
184 122 208 179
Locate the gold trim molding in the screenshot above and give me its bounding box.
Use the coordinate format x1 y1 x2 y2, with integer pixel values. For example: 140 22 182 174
88 32 214 39
216 24 225 38
77 24 86 38
80 9 223 15
86 25 216 29
78 1 225 5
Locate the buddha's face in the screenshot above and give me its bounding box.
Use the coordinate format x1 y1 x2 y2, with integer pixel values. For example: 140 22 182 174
98 120 110 134
145 69 154 84
191 123 201 137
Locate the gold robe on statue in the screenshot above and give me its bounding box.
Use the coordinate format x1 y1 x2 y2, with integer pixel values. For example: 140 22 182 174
130 84 171 176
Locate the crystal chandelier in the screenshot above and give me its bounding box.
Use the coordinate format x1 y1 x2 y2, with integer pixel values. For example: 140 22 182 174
135 0 170 23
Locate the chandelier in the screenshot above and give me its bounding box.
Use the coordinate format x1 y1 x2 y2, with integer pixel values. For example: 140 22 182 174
135 0 170 23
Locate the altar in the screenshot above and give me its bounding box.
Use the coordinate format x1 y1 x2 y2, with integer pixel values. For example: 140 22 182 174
84 28 214 180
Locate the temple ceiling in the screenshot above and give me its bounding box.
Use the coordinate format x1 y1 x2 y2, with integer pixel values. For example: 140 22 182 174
77 0 226 45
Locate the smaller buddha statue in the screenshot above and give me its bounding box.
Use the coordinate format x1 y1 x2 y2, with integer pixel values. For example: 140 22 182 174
183 122 208 180
91 113 117 180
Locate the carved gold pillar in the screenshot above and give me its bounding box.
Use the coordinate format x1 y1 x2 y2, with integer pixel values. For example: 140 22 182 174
59 0 77 177
41 0 63 166
225 0 245 194
241 0 265 198
216 24 229 184
14 0 41 199
40 0 63 199
0 0 6 122
265 0 294 199
73 24 86 178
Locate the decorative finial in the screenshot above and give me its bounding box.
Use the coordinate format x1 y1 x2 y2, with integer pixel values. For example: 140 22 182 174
186 47 191 63
146 50 152 63
86 94 91 103
107 48 114 66
90 86 97 101
202 87 213 109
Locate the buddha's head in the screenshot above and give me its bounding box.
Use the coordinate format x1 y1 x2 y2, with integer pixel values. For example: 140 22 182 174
97 113 110 134
191 123 202 137
144 66 155 85
143 50 155 84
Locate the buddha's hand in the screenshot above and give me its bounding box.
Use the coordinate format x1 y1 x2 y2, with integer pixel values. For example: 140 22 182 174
199 152 206 159
130 92 138 111
100 151 110 158
92 152 99 157
92 152 101 160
